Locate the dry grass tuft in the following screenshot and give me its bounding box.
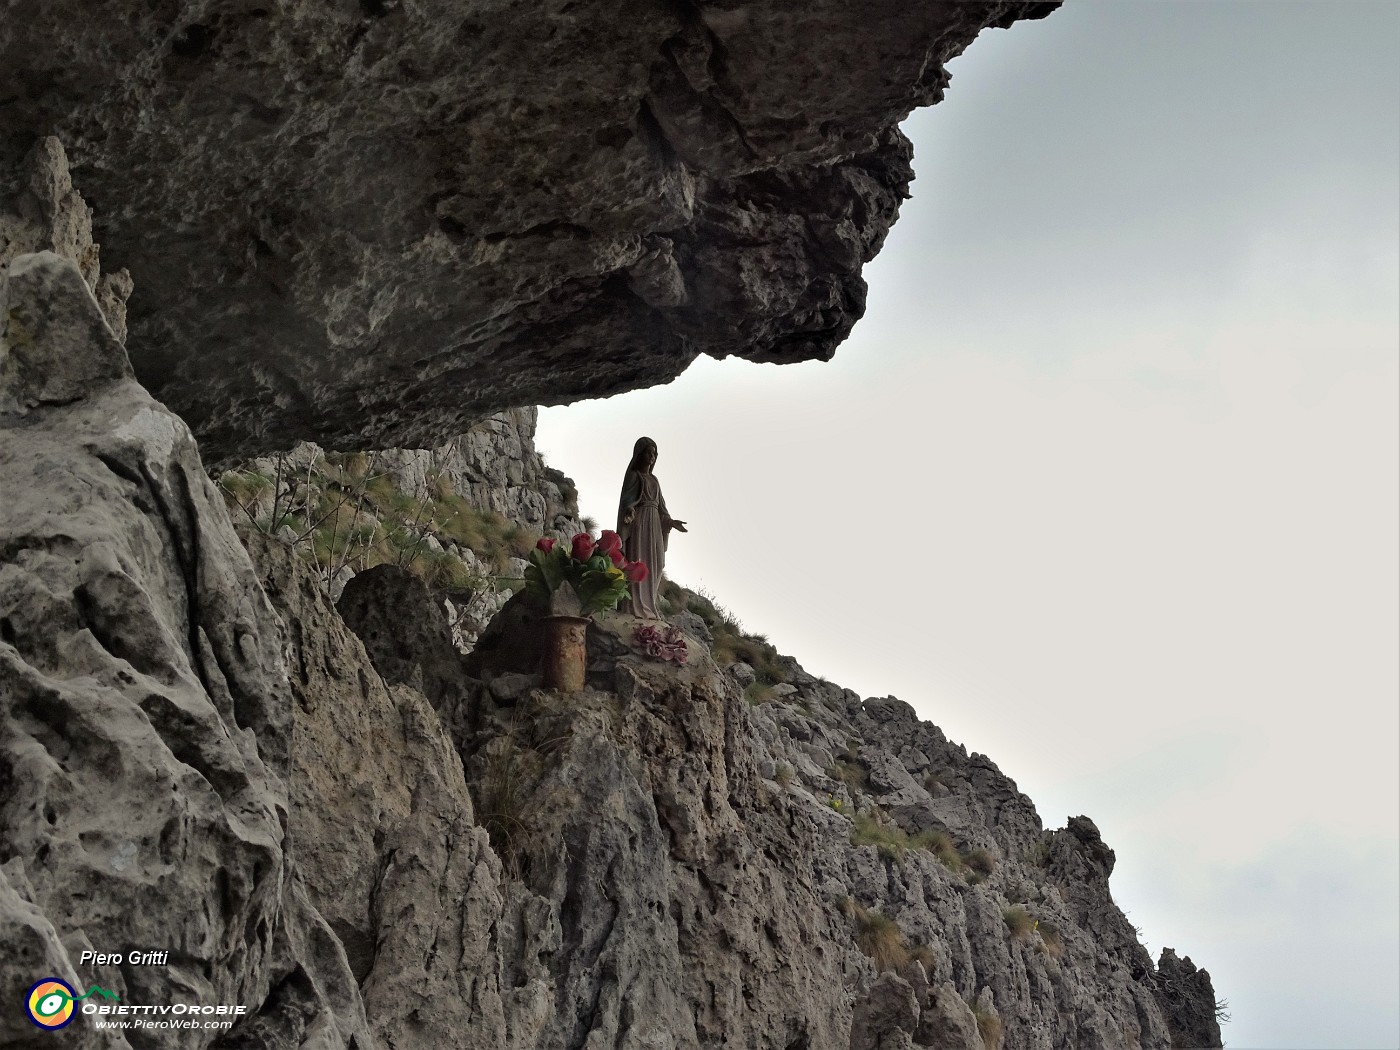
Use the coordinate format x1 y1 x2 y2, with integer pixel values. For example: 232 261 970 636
827 759 866 792
971 1000 1004 1049
851 813 911 861
964 848 997 876
853 907 909 972
1038 921 1065 958
836 897 915 973
1002 905 1036 940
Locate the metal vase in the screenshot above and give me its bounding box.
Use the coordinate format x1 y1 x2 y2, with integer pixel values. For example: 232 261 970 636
542 614 589 693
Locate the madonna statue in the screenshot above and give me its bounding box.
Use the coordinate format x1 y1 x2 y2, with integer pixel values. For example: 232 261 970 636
616 436 686 619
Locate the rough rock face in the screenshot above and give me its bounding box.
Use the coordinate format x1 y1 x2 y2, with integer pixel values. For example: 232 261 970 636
375 408 580 538
341 588 1225 1049
0 253 1222 1045
2 14 1226 1046
0 251 370 1048
243 408 581 542
247 536 513 1050
1 0 1056 461
0 138 132 342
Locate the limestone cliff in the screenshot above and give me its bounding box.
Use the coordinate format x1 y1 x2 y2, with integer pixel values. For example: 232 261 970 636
1 0 1057 462
0 243 1222 1048
2 7 1225 1045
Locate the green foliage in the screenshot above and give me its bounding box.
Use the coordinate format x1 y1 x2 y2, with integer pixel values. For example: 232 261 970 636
218 469 272 505
851 813 912 861
523 544 629 616
219 446 543 597
744 682 776 705
773 764 794 788
916 828 964 873
473 734 539 880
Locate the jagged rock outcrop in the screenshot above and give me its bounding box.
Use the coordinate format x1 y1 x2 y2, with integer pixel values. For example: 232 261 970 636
0 138 131 342
374 408 582 538
0 250 371 1048
218 411 582 644
2 0 1056 461
1154 949 1225 1050
0 245 1222 1047
1 12 1226 1047
335 574 1224 1049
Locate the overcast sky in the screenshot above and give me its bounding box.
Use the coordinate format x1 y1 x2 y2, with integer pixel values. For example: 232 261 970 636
537 3 1400 1047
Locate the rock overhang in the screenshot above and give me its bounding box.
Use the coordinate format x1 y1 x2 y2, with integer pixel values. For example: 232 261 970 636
1 0 1059 463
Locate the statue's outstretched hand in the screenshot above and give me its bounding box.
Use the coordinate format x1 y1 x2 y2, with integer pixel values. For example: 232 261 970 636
670 519 687 533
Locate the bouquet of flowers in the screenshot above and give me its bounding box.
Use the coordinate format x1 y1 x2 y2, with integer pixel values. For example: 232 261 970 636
525 530 648 616
633 624 689 664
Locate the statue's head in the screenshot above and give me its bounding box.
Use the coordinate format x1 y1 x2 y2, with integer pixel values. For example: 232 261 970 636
630 436 658 472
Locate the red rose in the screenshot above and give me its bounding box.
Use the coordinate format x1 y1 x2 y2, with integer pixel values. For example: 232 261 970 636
609 548 626 567
536 537 556 552
570 533 595 561
596 530 623 556
624 560 649 583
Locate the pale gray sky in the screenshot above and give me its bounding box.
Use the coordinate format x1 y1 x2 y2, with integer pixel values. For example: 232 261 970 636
538 3 1400 1046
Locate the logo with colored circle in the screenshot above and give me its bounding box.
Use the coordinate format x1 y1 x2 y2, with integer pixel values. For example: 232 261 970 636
26 978 77 1029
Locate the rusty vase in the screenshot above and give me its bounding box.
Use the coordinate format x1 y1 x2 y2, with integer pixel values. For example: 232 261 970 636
542 614 589 693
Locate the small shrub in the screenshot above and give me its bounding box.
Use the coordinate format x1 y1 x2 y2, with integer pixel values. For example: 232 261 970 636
773 764 794 788
923 771 945 793
218 469 273 506
1002 905 1035 940
474 737 537 880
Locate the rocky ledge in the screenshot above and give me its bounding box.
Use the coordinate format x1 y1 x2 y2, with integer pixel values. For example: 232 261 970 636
2 0 1056 462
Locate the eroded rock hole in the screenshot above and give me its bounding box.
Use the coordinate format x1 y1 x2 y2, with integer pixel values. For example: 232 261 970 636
438 215 468 244
171 24 214 59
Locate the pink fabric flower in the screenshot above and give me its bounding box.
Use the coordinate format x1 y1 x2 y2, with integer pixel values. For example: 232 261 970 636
608 548 626 567
596 530 623 556
536 537 556 552
624 560 648 583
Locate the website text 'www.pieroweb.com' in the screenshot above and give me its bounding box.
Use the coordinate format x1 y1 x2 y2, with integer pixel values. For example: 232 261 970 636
23 953 249 1035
